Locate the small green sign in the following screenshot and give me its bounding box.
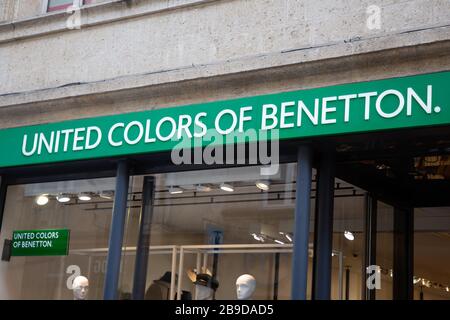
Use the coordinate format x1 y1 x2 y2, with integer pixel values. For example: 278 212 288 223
11 229 70 256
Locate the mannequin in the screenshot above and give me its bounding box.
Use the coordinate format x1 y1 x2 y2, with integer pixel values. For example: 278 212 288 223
187 269 219 300
145 271 173 300
72 275 89 300
145 272 192 300
236 274 256 300
195 284 215 300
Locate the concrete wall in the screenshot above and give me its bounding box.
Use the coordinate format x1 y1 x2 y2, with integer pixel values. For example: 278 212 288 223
0 0 449 109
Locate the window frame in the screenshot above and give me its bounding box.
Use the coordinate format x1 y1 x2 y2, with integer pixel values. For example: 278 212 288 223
43 0 84 13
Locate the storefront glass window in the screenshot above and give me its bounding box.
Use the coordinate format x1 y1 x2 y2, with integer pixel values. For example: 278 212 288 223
413 207 450 300
118 163 303 300
376 201 394 300
331 179 366 300
0 177 116 299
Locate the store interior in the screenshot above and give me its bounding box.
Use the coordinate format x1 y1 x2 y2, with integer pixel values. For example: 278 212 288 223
0 157 448 300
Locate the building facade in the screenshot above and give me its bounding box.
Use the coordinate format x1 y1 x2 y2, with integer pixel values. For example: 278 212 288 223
0 0 449 300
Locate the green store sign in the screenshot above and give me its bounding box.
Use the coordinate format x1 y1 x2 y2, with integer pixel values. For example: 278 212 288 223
0 71 449 168
11 229 70 256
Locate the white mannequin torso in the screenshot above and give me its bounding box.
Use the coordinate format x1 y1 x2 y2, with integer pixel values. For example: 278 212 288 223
195 284 214 300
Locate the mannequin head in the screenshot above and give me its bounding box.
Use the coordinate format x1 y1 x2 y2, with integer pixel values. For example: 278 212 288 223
236 274 256 300
72 275 89 300
187 269 219 300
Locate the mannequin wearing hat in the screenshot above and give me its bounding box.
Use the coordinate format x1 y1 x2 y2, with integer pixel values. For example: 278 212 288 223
196 280 215 300
236 274 256 300
145 271 174 300
145 271 192 300
187 268 219 300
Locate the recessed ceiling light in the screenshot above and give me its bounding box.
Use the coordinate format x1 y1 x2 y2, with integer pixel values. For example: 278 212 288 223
56 194 71 203
169 186 183 195
196 184 211 192
78 193 91 201
344 230 355 241
220 183 234 192
251 233 266 242
36 195 49 206
285 233 292 242
251 233 260 241
99 190 114 199
256 180 270 191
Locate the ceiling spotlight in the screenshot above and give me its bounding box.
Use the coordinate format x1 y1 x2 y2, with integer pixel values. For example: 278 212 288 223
251 233 261 241
220 183 234 192
169 186 183 195
56 194 71 203
196 184 211 192
376 164 389 170
285 233 293 242
274 239 285 245
252 233 266 242
36 195 49 206
99 190 114 199
256 180 270 191
78 193 91 201
344 230 355 241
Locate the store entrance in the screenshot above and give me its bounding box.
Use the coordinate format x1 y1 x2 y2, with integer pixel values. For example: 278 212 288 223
117 127 450 301
333 126 450 300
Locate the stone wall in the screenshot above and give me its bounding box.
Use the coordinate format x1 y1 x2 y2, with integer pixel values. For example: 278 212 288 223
0 0 448 129
1 0 449 95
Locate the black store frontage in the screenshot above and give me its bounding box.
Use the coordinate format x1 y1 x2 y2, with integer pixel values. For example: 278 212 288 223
0 72 449 300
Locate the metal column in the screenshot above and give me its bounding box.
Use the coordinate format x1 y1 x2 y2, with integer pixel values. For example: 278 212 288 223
345 267 351 300
312 149 335 300
132 176 155 300
363 194 377 300
273 252 280 300
0 176 7 232
103 160 130 300
291 145 313 300
393 207 414 300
